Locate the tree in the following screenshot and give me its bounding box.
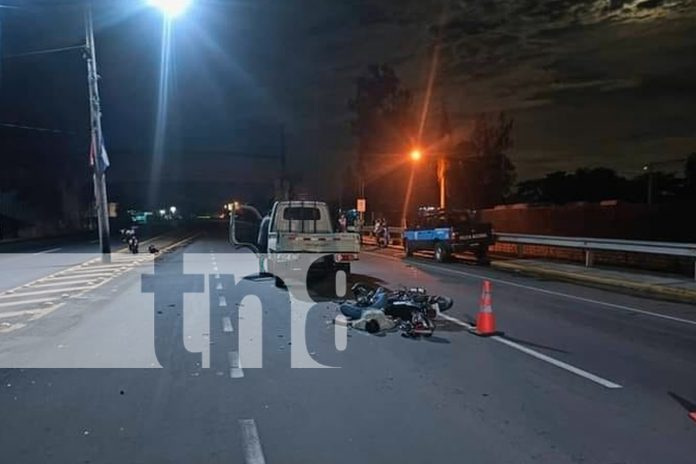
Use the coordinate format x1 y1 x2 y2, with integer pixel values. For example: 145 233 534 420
348 64 414 167
513 167 689 205
685 152 696 195
347 65 416 217
516 168 634 204
448 112 515 208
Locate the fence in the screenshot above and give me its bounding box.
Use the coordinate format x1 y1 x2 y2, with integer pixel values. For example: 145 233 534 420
360 227 696 280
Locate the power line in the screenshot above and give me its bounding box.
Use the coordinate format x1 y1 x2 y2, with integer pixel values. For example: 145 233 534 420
2 44 84 59
0 122 75 134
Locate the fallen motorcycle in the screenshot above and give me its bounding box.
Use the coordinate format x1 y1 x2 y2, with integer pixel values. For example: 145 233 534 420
339 282 453 337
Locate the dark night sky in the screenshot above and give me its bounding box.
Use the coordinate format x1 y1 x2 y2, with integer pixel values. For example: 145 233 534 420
2 0 695 207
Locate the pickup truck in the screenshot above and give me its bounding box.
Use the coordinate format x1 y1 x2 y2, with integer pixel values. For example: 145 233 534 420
230 200 360 287
402 207 493 263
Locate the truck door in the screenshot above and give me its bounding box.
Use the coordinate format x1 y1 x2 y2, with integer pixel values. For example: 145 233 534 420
229 204 263 253
416 217 435 249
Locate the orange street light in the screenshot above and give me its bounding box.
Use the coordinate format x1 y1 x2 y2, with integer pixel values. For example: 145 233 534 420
410 148 422 162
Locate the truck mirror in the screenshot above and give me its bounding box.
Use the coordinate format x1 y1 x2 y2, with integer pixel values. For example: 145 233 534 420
229 204 263 253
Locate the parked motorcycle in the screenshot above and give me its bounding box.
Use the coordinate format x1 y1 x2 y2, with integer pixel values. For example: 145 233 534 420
340 282 453 337
120 227 139 254
374 220 390 248
128 235 139 254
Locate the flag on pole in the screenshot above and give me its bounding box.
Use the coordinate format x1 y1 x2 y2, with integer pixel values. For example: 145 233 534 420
89 133 110 173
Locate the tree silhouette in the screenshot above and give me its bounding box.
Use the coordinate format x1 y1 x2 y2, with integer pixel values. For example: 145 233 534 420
685 152 696 196
348 64 414 168
448 112 515 208
514 166 690 205
347 65 417 218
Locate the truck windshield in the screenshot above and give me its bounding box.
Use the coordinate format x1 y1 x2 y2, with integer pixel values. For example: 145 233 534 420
443 213 473 225
283 207 321 221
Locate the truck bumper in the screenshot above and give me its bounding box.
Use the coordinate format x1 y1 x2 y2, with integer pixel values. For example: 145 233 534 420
450 241 491 253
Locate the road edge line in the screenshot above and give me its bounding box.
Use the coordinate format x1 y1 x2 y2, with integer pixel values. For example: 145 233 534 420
438 313 622 389
363 250 696 327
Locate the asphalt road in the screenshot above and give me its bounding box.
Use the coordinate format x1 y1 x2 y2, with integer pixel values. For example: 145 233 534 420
0 225 695 463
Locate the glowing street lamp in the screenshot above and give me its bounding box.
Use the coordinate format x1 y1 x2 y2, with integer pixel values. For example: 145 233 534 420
148 0 193 18
410 148 423 162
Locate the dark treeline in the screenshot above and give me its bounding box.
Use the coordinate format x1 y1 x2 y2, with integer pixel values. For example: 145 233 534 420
512 155 696 205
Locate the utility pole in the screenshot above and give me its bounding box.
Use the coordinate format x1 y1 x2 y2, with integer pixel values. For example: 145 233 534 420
438 99 452 210
84 3 111 261
437 157 447 209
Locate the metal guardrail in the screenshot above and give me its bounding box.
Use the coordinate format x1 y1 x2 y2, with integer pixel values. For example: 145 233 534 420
495 233 696 258
496 233 696 279
359 226 696 279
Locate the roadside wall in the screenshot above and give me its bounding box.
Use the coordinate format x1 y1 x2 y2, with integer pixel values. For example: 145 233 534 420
481 201 695 276
480 201 695 242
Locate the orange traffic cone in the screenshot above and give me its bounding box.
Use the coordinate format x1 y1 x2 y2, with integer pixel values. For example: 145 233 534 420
475 280 497 336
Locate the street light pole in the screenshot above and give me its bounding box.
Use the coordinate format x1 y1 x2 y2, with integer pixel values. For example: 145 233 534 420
437 157 447 210
84 3 111 261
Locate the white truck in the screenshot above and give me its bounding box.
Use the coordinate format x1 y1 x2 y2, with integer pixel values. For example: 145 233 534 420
230 200 360 287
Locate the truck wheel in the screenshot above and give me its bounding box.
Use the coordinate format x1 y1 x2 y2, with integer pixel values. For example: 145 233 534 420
434 242 451 263
404 239 413 257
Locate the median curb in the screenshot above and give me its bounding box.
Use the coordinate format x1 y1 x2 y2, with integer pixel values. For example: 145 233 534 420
491 260 696 304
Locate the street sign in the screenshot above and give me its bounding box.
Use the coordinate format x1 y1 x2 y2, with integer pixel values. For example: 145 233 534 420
356 198 366 213
108 202 118 218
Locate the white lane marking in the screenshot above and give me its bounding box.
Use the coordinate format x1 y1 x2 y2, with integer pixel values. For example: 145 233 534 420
0 322 26 333
219 296 227 307
89 239 99 244
0 308 43 319
38 273 110 282
0 297 55 308
493 335 622 389
213 266 219 272
437 313 475 330
0 285 96 299
216 282 223 290
0 234 197 313
239 419 265 464
67 266 123 273
215 274 220 279
77 264 128 271
365 251 696 327
30 279 97 288
438 313 622 389
51 270 116 278
229 351 244 378
32 247 62 255
222 316 234 333
28 302 66 321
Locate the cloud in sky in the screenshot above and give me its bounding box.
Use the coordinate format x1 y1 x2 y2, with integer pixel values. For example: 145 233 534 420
2 0 695 198
279 0 696 187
